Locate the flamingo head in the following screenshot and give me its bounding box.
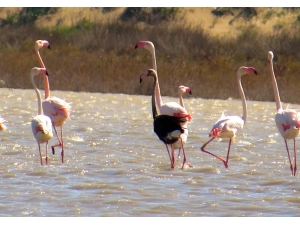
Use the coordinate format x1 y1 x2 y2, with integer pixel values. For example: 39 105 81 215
135 41 154 51
140 69 157 83
238 66 258 76
30 67 49 77
35 40 50 51
268 51 274 61
178 85 192 95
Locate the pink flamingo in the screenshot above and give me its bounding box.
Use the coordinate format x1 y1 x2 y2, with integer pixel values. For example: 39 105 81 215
136 41 192 168
30 67 53 165
268 51 300 176
140 69 189 169
0 118 6 131
177 85 192 161
35 40 71 163
200 66 258 168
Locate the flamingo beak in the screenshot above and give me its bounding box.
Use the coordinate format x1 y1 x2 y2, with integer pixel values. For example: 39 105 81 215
48 44 51 49
46 71 49 76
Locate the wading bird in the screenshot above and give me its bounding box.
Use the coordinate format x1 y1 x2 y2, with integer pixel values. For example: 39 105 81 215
177 85 192 161
0 118 6 131
30 67 53 165
35 40 71 163
135 40 192 168
268 51 300 176
140 69 191 169
200 66 258 168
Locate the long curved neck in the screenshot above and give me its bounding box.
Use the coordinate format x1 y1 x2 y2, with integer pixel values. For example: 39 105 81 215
237 73 247 124
148 45 163 108
35 49 50 99
30 74 43 115
269 57 282 111
151 74 159 120
179 93 184 108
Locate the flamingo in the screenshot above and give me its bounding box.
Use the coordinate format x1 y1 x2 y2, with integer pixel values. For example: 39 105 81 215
135 40 192 168
140 69 191 169
0 118 7 131
177 85 192 160
30 67 53 165
268 51 300 176
200 66 258 168
35 40 71 163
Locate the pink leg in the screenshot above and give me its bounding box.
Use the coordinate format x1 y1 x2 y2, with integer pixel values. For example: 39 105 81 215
165 144 174 168
38 143 43 165
52 125 64 163
201 137 228 168
177 147 181 162
224 139 232 168
171 145 175 168
284 139 294 176
180 138 193 169
293 139 297 176
45 142 49 165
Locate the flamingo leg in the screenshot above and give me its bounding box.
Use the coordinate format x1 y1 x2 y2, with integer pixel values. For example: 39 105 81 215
165 144 174 168
52 125 64 163
45 142 49 165
294 139 297 176
224 139 232 168
177 147 181 162
201 137 228 167
284 139 294 176
38 143 43 165
180 138 193 169
171 145 175 168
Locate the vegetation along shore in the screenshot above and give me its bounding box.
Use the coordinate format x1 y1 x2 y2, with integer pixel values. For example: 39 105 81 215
1 7 300 104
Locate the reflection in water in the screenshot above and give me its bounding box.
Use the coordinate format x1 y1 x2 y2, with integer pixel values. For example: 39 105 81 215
0 88 300 216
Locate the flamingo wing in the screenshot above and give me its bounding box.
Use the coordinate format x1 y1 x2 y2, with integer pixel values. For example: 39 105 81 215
42 97 71 126
275 109 300 139
209 116 244 138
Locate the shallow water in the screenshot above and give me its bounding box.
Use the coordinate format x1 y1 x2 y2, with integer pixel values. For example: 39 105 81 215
0 88 300 217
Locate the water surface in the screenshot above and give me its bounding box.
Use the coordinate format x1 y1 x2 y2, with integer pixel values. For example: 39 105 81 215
0 88 299 217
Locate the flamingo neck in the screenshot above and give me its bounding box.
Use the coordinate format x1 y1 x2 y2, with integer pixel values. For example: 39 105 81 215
237 73 247 124
31 74 43 115
179 93 184 108
151 74 159 120
35 50 50 99
148 45 163 108
269 57 282 111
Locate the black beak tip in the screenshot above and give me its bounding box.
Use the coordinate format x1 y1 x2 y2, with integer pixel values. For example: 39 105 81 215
254 70 258 75
48 45 51 49
140 78 143 83
189 91 192 95
135 45 138 49
46 71 49 76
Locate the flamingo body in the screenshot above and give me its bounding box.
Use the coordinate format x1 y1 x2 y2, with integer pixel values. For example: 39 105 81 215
154 115 186 145
31 114 53 143
42 97 71 127
275 109 300 140
0 118 7 131
209 115 244 139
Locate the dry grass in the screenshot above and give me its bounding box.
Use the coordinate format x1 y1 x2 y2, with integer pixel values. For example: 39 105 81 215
1 7 300 104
